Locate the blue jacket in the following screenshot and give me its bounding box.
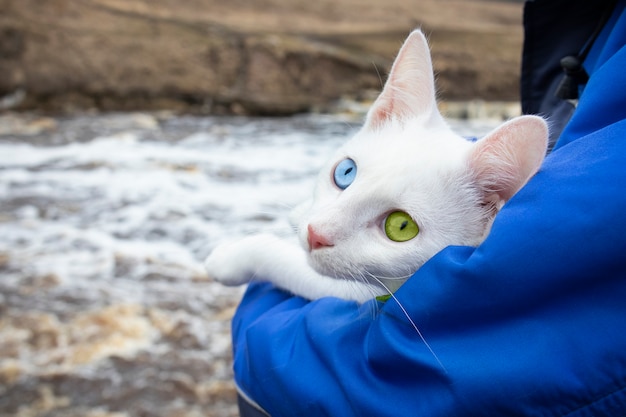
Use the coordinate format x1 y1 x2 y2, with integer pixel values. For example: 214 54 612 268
231 1 626 415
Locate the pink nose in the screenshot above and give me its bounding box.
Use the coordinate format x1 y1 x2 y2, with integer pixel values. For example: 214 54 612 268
307 225 333 250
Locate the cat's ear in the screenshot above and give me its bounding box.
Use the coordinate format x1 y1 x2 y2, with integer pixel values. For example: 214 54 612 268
468 115 548 205
364 30 439 130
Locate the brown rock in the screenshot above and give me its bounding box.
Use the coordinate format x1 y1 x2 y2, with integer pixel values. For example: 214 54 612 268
0 0 523 115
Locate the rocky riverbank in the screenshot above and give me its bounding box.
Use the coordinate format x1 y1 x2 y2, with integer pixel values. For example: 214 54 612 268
0 0 524 115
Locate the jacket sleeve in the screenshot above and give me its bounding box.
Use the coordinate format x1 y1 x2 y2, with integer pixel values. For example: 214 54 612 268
231 3 626 416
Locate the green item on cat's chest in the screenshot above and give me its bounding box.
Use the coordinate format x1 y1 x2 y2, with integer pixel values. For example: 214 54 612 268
376 294 392 303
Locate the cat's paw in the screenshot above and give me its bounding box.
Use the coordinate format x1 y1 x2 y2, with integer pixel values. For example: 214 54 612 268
204 241 254 286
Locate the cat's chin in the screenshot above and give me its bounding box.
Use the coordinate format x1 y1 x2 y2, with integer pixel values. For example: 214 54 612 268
306 251 380 289
306 256 337 278
306 251 350 280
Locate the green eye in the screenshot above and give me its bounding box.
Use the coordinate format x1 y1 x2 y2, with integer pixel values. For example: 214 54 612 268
384 211 419 242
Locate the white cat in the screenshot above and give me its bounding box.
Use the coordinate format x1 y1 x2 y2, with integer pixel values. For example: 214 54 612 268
204 30 548 303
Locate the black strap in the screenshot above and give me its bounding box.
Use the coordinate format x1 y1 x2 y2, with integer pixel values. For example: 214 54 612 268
556 0 618 99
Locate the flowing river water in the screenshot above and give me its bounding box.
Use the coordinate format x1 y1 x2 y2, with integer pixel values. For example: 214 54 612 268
0 110 503 417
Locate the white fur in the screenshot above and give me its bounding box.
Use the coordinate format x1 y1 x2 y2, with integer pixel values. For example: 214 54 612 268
204 30 548 303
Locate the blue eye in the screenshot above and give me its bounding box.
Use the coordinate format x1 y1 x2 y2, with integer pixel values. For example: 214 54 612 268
333 158 357 190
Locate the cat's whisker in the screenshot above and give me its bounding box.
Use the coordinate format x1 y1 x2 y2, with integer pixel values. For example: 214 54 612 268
372 62 384 90
366 270 414 282
365 272 447 374
340 267 377 303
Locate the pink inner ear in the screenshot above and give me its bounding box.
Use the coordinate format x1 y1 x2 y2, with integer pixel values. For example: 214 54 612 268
469 116 548 202
364 30 438 130
367 96 395 130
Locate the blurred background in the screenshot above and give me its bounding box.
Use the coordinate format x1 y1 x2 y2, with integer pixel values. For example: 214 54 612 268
0 1 523 416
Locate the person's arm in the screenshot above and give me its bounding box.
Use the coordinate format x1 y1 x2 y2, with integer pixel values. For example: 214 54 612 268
233 129 626 414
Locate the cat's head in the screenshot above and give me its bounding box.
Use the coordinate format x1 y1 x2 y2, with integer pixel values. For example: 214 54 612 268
293 30 548 293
